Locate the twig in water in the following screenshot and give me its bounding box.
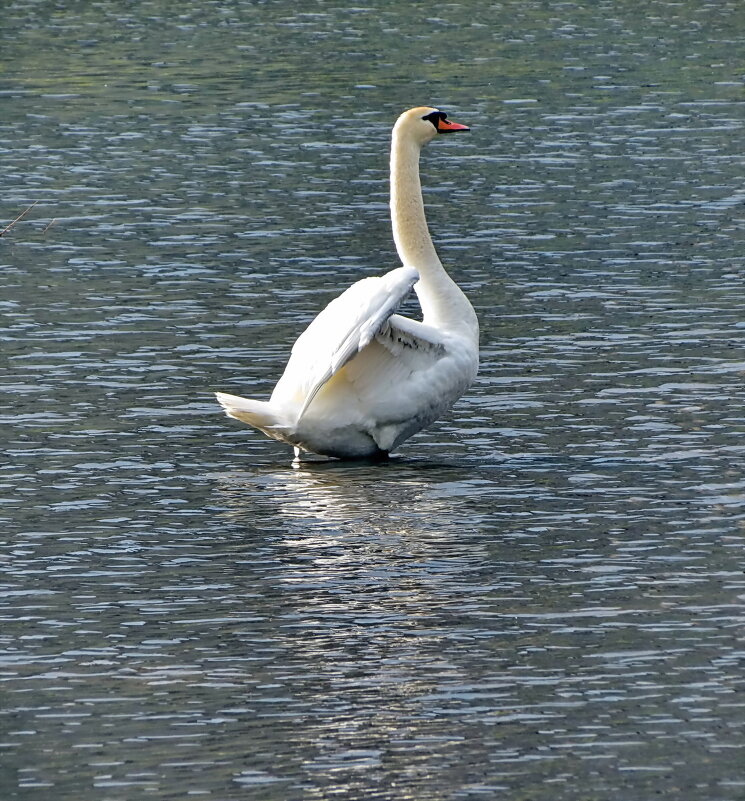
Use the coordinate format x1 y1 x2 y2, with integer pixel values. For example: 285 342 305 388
0 201 40 237
42 218 57 234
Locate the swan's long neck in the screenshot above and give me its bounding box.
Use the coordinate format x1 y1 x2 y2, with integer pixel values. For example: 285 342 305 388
390 130 477 334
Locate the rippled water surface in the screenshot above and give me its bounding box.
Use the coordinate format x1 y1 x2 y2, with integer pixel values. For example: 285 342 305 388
2 1 745 799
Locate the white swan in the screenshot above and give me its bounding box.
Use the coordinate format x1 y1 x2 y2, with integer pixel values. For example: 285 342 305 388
215 106 479 460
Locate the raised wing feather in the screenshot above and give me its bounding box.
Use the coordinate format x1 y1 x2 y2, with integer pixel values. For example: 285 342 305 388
276 266 420 419
376 314 447 358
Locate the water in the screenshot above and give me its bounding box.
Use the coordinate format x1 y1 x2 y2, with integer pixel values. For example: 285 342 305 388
2 1 745 798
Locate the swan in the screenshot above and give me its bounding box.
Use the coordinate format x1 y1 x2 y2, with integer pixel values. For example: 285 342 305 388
215 106 479 460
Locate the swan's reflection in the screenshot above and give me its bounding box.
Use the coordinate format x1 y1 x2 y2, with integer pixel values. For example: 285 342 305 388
213 458 498 693
211 462 527 789
213 456 495 623
216 456 490 544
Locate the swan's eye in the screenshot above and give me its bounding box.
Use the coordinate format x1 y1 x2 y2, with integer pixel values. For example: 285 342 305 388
422 110 447 129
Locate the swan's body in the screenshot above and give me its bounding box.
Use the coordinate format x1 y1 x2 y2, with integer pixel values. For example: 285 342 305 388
215 106 478 460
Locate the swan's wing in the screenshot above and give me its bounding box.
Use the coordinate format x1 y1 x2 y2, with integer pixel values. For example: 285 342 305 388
377 313 447 356
281 266 419 419
334 312 448 411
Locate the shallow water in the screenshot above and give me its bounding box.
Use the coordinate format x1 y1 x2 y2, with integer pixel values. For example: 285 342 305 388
2 1 745 799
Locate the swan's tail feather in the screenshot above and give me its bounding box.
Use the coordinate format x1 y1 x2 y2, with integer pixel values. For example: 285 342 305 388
214 392 289 437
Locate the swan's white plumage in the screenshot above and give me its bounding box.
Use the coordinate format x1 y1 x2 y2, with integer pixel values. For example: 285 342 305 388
215 105 479 459
283 265 419 419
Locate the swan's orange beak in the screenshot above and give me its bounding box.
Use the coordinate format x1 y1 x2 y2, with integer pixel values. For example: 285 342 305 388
437 118 470 133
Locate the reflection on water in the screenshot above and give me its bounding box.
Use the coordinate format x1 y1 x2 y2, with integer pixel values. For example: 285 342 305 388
211 456 745 799
220 458 491 532
2 0 745 798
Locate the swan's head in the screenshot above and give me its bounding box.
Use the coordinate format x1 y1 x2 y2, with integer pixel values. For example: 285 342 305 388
393 106 470 146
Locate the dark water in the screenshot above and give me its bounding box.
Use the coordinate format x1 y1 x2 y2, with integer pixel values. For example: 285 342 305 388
2 1 745 799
